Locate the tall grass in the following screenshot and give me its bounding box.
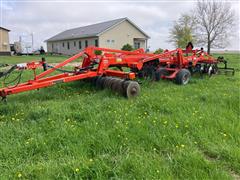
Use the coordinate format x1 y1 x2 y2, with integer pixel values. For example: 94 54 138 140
0 53 239 179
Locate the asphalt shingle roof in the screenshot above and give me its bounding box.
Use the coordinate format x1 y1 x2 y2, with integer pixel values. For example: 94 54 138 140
46 18 127 41
46 18 149 42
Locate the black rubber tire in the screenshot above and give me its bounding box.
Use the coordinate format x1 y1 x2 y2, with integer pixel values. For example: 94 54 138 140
95 76 102 89
112 79 123 92
110 78 120 89
106 77 113 89
91 76 99 85
210 64 218 75
155 68 169 81
96 76 106 89
103 77 112 89
175 69 191 85
125 81 140 98
123 80 131 91
101 77 108 89
115 80 124 95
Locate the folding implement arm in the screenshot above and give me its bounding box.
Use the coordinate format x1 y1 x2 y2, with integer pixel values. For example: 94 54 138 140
0 46 234 101
0 47 149 100
0 51 94 98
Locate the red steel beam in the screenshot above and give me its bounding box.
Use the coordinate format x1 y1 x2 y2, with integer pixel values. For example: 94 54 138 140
0 71 97 96
36 51 85 79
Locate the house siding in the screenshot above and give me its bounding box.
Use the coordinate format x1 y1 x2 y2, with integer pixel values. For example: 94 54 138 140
99 20 147 50
46 19 149 55
47 37 98 55
0 28 10 55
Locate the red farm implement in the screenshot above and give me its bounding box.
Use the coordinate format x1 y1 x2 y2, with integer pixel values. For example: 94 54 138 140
0 46 234 102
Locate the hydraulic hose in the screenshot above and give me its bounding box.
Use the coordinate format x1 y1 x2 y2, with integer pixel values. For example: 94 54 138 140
0 65 17 79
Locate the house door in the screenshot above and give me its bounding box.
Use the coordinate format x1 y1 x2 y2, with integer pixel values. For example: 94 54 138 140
55 44 60 53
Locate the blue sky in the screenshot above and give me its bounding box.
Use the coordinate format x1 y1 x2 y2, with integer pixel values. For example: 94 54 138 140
1 0 239 51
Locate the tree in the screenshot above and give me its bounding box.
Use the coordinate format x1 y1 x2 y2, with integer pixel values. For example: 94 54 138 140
194 0 235 54
154 48 164 54
169 14 196 48
121 44 133 51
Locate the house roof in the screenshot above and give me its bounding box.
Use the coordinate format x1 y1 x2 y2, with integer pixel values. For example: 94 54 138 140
46 18 150 42
0 27 10 32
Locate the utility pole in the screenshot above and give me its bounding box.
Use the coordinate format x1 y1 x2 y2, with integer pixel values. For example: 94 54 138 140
31 32 34 51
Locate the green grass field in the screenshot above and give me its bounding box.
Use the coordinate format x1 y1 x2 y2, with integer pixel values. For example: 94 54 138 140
0 53 239 179
0 54 69 64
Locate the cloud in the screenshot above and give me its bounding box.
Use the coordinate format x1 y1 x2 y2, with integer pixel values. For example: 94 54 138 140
1 0 239 51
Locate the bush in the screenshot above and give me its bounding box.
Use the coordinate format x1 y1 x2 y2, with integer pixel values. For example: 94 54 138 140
121 44 133 51
154 48 164 54
94 50 102 55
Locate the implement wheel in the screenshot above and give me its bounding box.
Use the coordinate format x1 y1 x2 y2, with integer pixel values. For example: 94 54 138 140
115 80 124 94
95 76 102 88
155 68 169 81
111 79 121 91
96 76 105 89
175 69 191 85
110 78 120 89
103 77 113 89
124 81 140 98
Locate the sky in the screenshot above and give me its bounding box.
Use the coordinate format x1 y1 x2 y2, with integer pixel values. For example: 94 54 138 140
1 0 239 51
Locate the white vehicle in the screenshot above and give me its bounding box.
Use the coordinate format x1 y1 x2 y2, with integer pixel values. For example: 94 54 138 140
14 34 34 55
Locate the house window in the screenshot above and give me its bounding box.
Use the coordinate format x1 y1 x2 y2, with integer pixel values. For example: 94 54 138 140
106 40 114 44
85 40 88 47
74 41 76 47
134 42 140 49
52 43 54 49
67 42 70 50
79 41 82 49
95 39 98 47
62 42 64 47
